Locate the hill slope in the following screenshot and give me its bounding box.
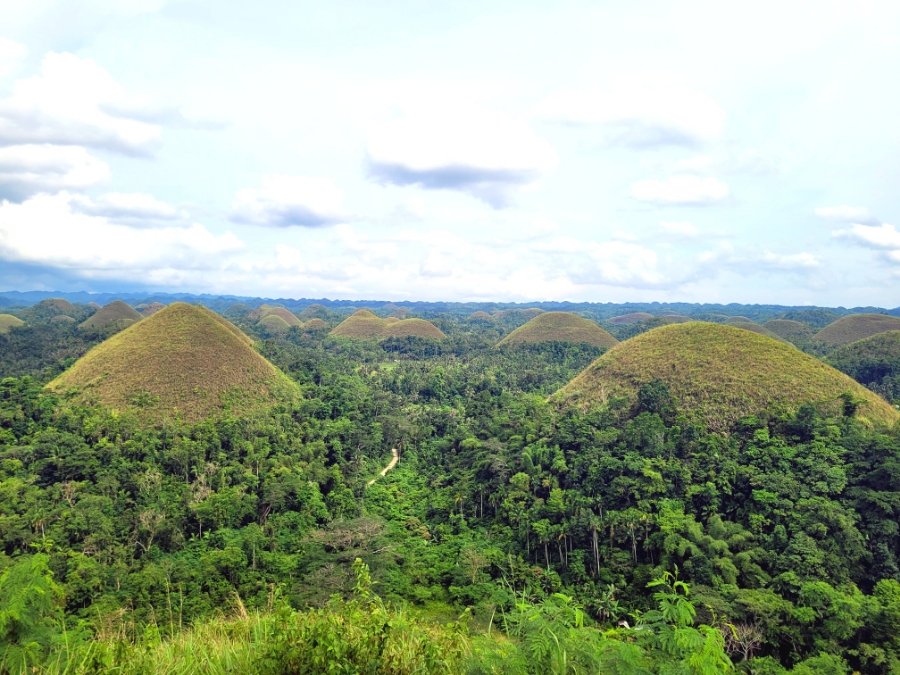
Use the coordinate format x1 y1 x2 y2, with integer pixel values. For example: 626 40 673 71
329 309 387 339
383 318 446 339
498 312 618 348
0 314 25 334
725 321 789 343
815 314 900 346
764 319 815 341
827 331 900 401
609 312 654 325
554 322 899 430
49 303 296 423
79 300 142 331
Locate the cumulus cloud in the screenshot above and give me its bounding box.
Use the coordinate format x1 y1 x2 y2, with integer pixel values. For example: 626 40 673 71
71 192 184 224
0 39 27 78
230 174 346 228
759 251 820 270
366 103 558 207
0 193 243 278
631 175 729 206
532 237 667 288
0 144 109 201
815 205 878 225
536 81 725 148
0 52 162 155
659 221 699 238
835 223 900 251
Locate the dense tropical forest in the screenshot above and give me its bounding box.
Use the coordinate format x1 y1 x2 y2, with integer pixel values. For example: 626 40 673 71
2 296 900 674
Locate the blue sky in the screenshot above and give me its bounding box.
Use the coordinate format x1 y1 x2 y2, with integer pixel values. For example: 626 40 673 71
1 0 899 305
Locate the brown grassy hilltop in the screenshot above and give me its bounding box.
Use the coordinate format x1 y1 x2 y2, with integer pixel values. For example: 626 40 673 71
40 298 76 315
609 312 654 325
384 317 400 324
49 303 296 424
554 322 899 431
329 310 444 340
79 300 143 331
498 312 618 348
764 319 815 341
384 318 446 339
299 304 330 320
50 315 76 324
261 307 303 326
139 302 166 317
815 314 900 346
0 314 25 334
653 315 692 325
329 309 388 339
468 311 494 322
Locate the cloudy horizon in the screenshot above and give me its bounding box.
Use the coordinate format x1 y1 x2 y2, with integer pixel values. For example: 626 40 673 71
1 1 899 306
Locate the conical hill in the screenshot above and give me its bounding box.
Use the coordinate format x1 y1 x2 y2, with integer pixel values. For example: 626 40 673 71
0 314 25 334
725 321 789 343
815 314 900 346
553 322 899 431
329 309 387 339
80 300 142 331
764 319 814 341
383 318 446 339
498 312 618 348
49 303 297 424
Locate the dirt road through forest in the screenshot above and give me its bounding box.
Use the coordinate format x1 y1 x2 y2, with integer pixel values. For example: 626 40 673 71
366 448 398 487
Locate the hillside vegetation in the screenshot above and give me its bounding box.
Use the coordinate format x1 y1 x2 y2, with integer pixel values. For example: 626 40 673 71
828 330 900 402
0 314 24 334
49 303 297 423
555 322 899 430
765 319 815 341
78 300 142 331
498 312 618 348
384 318 446 339
725 321 789 343
138 301 165 317
815 313 900 346
258 314 292 333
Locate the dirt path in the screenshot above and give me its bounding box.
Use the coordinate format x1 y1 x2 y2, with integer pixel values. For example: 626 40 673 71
366 448 399 487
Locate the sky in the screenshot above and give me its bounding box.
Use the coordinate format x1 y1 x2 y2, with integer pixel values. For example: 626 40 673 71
1 0 899 306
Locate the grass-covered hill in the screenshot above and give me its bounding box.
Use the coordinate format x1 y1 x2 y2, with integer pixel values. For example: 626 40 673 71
815 314 900 346
764 319 815 341
725 321 789 343
609 312 654 324
827 330 900 402
330 309 391 339
468 311 493 321
554 322 899 430
78 300 142 331
330 310 444 340
302 317 328 331
498 312 618 348
258 306 303 326
383 318 447 339
138 301 166 317
49 303 297 423
0 314 25 334
258 314 292 333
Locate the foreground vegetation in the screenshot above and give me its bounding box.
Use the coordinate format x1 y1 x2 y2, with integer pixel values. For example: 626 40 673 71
2 302 900 673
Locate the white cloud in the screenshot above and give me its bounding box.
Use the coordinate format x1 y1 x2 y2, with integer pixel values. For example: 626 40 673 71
532 237 667 288
0 52 162 155
631 175 729 206
659 220 699 237
0 144 109 201
760 251 820 270
71 192 184 224
366 102 558 207
0 192 243 275
835 223 900 250
230 174 346 228
815 205 878 224
0 39 27 78
536 80 725 147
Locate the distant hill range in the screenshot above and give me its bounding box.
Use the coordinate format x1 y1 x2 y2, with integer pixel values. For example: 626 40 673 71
1 289 898 321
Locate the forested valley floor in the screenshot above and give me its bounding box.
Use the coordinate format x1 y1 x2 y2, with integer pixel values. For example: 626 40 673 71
2 309 900 674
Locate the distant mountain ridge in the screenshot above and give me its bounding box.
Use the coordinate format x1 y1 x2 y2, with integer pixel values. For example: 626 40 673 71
1 289 898 320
